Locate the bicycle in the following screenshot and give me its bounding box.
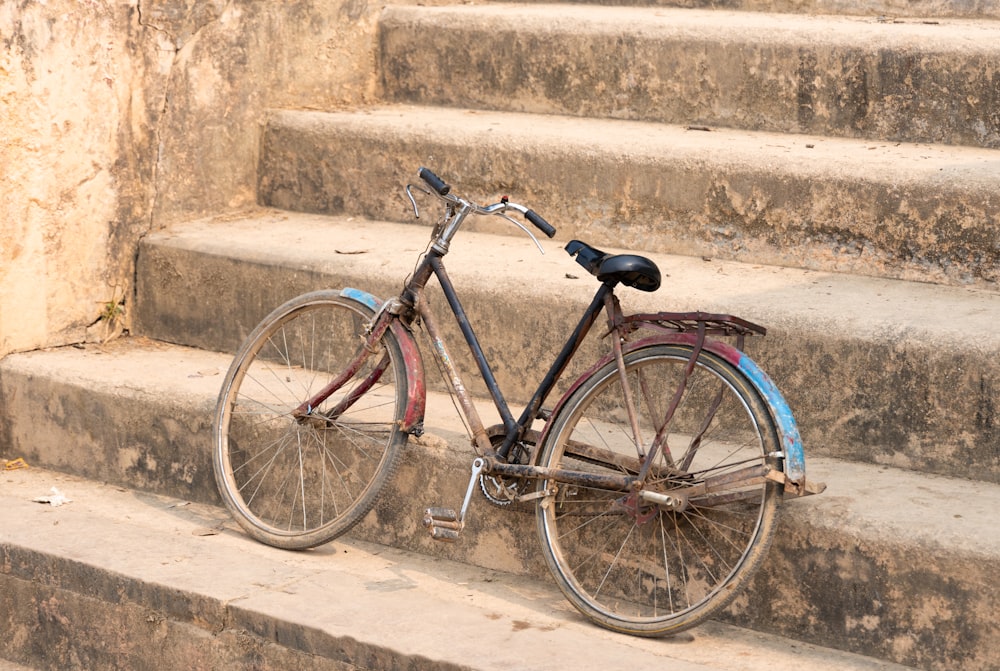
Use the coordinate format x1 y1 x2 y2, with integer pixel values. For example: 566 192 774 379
212 168 823 637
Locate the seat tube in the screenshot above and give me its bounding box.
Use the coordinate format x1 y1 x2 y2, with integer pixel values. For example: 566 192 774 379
514 283 611 437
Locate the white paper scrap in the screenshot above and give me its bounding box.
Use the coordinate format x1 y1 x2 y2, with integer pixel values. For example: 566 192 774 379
32 487 72 507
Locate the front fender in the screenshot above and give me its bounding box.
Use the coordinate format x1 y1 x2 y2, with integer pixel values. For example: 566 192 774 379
340 288 426 435
540 333 806 487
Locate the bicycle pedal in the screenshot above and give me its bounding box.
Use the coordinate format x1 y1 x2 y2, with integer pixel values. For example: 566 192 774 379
423 507 462 542
429 526 460 542
424 506 459 523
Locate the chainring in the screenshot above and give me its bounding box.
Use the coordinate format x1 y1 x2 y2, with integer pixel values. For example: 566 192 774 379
479 473 521 505
479 436 531 506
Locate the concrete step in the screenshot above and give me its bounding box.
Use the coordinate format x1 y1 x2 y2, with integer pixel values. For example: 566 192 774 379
0 467 924 671
1 341 997 670
507 0 1000 20
132 211 1000 484
378 4 1000 148
257 105 1000 288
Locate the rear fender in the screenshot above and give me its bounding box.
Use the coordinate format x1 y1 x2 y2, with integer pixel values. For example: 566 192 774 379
538 333 806 486
339 288 426 435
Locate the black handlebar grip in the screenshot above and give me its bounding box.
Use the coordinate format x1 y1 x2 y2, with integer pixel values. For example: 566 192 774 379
525 209 556 238
418 167 450 196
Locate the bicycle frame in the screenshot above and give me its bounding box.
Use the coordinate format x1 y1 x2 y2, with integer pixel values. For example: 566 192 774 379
416 255 612 460
394 247 626 483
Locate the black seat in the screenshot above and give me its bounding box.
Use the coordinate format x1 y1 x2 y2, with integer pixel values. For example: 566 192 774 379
565 240 661 292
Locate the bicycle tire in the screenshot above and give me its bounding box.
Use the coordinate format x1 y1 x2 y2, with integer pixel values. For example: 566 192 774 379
213 290 409 550
535 343 782 636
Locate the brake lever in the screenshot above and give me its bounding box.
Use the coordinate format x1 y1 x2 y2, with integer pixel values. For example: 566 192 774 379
405 183 431 218
497 212 545 255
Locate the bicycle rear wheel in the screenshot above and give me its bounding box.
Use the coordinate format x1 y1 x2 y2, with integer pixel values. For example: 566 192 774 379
535 343 782 636
213 290 408 549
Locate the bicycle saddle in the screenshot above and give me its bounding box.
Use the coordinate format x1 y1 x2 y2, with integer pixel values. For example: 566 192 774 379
565 240 661 292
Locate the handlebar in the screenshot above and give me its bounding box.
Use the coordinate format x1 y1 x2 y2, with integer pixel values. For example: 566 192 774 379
525 209 556 238
415 167 557 240
418 167 450 196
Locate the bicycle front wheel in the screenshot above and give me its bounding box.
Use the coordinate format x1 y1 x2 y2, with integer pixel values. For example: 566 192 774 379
213 290 408 550
536 344 782 636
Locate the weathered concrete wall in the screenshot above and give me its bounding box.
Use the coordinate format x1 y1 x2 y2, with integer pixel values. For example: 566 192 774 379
0 1 153 355
0 0 379 357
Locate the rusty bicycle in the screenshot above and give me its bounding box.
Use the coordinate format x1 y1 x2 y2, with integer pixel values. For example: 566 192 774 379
212 168 822 637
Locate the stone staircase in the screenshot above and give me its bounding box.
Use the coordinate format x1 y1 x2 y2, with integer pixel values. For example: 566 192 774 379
2 1 999 670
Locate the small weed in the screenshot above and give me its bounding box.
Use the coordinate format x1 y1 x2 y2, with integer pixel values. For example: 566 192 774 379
94 281 128 343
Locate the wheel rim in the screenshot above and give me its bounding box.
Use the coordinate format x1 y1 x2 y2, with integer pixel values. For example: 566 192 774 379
215 295 405 544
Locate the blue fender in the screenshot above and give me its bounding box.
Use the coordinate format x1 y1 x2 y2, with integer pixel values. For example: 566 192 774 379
339 287 383 312
731 349 806 486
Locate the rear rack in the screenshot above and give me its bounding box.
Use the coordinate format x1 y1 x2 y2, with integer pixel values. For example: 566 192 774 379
621 312 767 338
